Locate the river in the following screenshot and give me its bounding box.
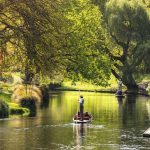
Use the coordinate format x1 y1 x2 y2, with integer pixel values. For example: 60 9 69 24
0 91 150 150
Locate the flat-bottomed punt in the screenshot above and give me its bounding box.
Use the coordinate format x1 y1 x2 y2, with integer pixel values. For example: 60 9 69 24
73 112 92 123
143 128 150 137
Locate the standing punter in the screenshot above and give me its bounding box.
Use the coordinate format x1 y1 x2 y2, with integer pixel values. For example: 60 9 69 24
79 95 84 121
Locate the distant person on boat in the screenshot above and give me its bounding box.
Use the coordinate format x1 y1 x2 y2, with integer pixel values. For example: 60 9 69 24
116 79 123 95
79 95 84 120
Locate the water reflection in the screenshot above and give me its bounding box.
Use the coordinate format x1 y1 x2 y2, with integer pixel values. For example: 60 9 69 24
73 123 88 149
40 98 49 108
116 96 124 108
116 96 124 121
0 91 150 149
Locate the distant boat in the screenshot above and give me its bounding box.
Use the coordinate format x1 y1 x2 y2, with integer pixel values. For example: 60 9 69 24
73 112 92 123
115 90 125 98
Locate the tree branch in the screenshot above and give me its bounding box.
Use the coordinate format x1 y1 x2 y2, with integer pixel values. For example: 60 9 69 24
97 44 122 61
110 31 127 48
111 69 121 80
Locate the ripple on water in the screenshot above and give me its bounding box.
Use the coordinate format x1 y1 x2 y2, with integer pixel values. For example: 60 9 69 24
35 123 104 130
88 124 104 129
83 143 149 150
0 118 11 121
14 127 30 131
120 144 149 150
35 123 73 128
51 142 73 150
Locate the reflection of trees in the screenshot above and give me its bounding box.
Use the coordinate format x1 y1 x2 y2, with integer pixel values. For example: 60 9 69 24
49 92 120 123
121 95 150 127
40 98 49 109
118 95 150 145
122 95 137 126
117 97 124 106
117 97 124 119
49 91 81 121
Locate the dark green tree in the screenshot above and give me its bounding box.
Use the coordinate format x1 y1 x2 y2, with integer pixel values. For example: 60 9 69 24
94 0 150 90
0 0 66 83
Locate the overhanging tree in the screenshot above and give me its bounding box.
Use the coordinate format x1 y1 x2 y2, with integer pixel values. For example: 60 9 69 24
0 0 111 86
62 0 111 86
94 0 150 90
0 0 67 83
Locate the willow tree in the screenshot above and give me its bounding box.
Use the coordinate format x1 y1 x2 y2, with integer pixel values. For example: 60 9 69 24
1 0 112 86
0 0 66 83
94 0 150 90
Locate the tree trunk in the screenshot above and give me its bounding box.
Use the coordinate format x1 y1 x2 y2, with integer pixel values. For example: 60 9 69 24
122 69 139 92
111 66 139 92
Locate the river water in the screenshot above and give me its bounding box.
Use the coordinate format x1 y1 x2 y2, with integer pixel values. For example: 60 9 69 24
0 91 150 150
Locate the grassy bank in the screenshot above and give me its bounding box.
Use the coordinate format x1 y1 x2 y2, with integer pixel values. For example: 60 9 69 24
53 75 150 95
60 81 118 92
57 76 119 92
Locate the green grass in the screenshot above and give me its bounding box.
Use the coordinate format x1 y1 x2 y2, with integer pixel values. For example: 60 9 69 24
60 74 150 92
60 75 119 92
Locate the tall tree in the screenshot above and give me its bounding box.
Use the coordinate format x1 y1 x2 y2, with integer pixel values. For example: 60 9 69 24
94 0 150 90
62 0 111 86
0 0 66 83
0 0 111 86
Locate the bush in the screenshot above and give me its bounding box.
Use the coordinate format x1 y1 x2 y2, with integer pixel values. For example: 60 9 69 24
49 83 62 90
12 84 42 103
0 100 9 118
20 97 37 117
9 102 29 116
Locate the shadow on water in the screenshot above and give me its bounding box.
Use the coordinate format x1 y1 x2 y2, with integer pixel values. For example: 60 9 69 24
40 98 49 109
115 94 150 150
116 94 138 127
122 95 137 126
116 96 124 106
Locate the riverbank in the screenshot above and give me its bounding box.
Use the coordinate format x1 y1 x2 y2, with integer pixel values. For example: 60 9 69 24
52 79 150 96
53 78 119 93
0 93 30 117
0 83 50 118
0 74 150 118
53 86 150 96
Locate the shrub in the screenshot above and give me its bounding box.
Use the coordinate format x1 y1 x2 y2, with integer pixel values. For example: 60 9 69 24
12 84 42 103
0 100 9 118
20 97 37 117
9 102 30 116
